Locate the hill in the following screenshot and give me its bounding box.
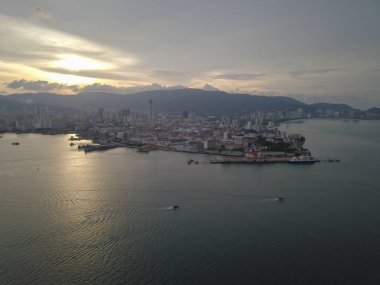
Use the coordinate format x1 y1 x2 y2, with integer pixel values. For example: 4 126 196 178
366 107 380 114
5 89 311 115
310 103 354 111
0 96 24 111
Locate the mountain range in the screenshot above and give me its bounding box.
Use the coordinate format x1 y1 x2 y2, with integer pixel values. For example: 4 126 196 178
1 88 370 116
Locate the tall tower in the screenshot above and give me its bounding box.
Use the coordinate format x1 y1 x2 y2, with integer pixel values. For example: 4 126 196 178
148 99 153 125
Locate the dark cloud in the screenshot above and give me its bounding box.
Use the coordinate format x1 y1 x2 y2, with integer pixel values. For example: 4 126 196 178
289 68 342 78
7 79 79 92
210 73 266 80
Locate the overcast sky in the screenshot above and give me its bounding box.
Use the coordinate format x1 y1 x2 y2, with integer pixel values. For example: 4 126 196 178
1 0 379 108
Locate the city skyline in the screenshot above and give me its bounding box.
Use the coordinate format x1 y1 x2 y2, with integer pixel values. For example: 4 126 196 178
1 0 380 109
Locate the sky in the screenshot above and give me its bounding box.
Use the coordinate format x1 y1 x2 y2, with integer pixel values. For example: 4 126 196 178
1 0 380 108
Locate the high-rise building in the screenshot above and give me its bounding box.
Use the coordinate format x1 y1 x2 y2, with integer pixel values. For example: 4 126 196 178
148 99 153 124
121 109 130 117
98 108 105 120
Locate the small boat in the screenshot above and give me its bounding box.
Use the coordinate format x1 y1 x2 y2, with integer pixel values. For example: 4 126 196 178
172 205 180 209
12 142 20 145
68 136 81 141
278 197 285 201
195 161 199 164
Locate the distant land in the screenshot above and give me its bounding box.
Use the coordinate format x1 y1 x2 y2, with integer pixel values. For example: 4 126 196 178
1 88 377 116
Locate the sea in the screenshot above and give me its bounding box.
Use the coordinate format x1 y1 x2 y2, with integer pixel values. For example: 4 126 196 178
0 119 379 284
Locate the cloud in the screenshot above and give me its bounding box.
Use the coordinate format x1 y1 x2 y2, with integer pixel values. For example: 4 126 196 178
0 15 139 84
153 70 185 78
30 7 51 22
80 83 131 94
80 83 187 94
7 79 79 92
5 78 188 94
209 73 266 80
289 68 342 78
42 67 142 81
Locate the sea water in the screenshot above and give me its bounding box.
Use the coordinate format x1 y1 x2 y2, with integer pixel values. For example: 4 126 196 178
0 119 379 284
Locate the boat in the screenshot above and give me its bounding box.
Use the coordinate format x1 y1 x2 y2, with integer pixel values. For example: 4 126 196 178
68 136 81 141
288 155 319 164
278 197 285 201
82 143 121 153
137 144 157 152
195 161 199 164
172 205 180 209
12 142 20 145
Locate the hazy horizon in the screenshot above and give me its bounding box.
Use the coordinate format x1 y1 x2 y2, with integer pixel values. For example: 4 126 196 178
1 0 380 109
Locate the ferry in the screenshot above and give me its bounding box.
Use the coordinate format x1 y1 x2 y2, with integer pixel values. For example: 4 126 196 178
81 143 121 153
288 155 320 164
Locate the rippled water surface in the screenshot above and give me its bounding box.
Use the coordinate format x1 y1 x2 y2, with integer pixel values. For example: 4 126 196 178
1 119 380 284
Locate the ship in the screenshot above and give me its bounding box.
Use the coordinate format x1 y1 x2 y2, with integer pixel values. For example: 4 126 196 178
81 143 122 153
12 142 20 145
288 155 320 164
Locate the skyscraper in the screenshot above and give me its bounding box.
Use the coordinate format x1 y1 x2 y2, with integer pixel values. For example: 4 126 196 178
148 99 153 124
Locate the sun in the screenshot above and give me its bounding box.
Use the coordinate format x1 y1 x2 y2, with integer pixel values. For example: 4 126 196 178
52 54 112 71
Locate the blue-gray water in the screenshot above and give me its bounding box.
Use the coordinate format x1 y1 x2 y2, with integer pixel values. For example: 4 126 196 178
1 119 379 284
